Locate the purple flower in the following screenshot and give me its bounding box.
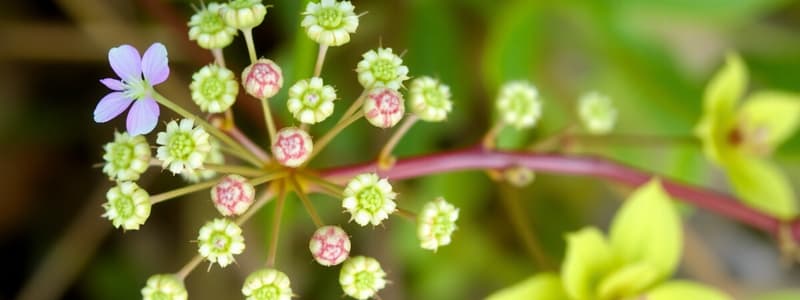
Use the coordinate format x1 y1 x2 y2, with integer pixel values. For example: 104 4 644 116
93 43 169 135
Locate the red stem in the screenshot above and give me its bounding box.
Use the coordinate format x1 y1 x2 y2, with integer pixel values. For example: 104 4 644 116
321 144 799 241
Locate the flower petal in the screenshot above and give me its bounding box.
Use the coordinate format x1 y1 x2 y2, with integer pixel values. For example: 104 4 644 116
99 78 125 91
108 44 142 81
94 92 133 123
126 97 160 135
141 43 170 85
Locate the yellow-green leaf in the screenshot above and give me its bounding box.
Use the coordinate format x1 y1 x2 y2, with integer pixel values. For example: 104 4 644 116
696 53 747 165
646 280 732 300
726 155 797 219
753 290 800 300
704 53 746 118
562 227 616 300
596 263 660 300
609 180 682 281
739 91 800 152
486 273 568 300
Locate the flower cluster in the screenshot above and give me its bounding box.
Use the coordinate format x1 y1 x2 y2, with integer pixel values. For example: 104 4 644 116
92 1 464 299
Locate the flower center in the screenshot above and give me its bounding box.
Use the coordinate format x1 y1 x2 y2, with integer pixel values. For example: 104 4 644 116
150 291 171 300
354 271 376 291
423 88 446 108
168 132 196 160
199 11 226 33
110 143 134 169
317 7 344 29
228 0 258 9
253 285 279 300
113 194 135 218
370 59 396 83
357 186 383 212
509 93 531 114
433 213 454 237
302 89 323 108
200 76 226 100
124 78 151 101
210 232 231 252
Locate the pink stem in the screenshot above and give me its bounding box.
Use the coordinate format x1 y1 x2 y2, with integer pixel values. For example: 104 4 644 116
322 144 798 241
226 126 270 162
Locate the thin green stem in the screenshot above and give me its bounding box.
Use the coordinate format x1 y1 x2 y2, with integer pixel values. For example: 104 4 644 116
482 121 505 149
340 89 368 121
204 163 265 177
309 110 364 160
211 48 226 68
378 115 418 169
497 184 553 270
313 44 329 77
298 171 344 197
395 207 417 221
152 92 264 167
266 182 286 267
261 98 277 146
290 175 325 228
176 254 204 281
150 180 218 204
241 28 257 64
248 172 288 186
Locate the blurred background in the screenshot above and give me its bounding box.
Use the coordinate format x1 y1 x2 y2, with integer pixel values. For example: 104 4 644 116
2 0 800 299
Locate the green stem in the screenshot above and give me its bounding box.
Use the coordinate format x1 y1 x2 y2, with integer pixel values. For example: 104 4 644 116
236 185 277 227
242 28 257 64
175 254 203 280
150 180 218 204
395 207 417 221
313 44 329 77
378 115 418 169
261 98 277 146
498 184 554 270
152 92 264 167
308 111 364 160
204 163 265 177
290 175 324 228
266 183 286 267
340 89 368 121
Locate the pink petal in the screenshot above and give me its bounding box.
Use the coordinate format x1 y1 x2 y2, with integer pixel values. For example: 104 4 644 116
141 43 169 85
126 97 160 135
99 78 125 91
108 44 142 81
94 92 133 123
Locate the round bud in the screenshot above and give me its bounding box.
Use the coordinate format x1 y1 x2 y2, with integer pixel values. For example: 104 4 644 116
242 59 283 99
197 218 246 268
309 225 351 266
339 256 387 300
363 87 405 128
141 274 187 300
211 174 255 216
241 268 293 300
272 127 313 167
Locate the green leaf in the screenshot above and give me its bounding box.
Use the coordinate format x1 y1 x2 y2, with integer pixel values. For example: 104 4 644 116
609 179 681 281
739 91 800 151
696 53 747 165
646 280 732 300
596 263 660 300
561 227 616 300
726 155 797 219
704 53 746 118
486 273 568 300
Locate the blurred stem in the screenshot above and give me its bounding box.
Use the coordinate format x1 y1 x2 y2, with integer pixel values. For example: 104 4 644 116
176 255 203 281
222 125 271 162
313 44 329 77
236 186 277 226
152 92 263 167
308 110 364 160
571 133 700 147
266 182 287 267
204 163 265 177
261 98 277 146
242 28 257 64
298 170 344 197
395 207 417 221
290 175 325 228
320 144 799 245
498 184 554 270
482 121 505 149
211 48 226 68
378 115 418 170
